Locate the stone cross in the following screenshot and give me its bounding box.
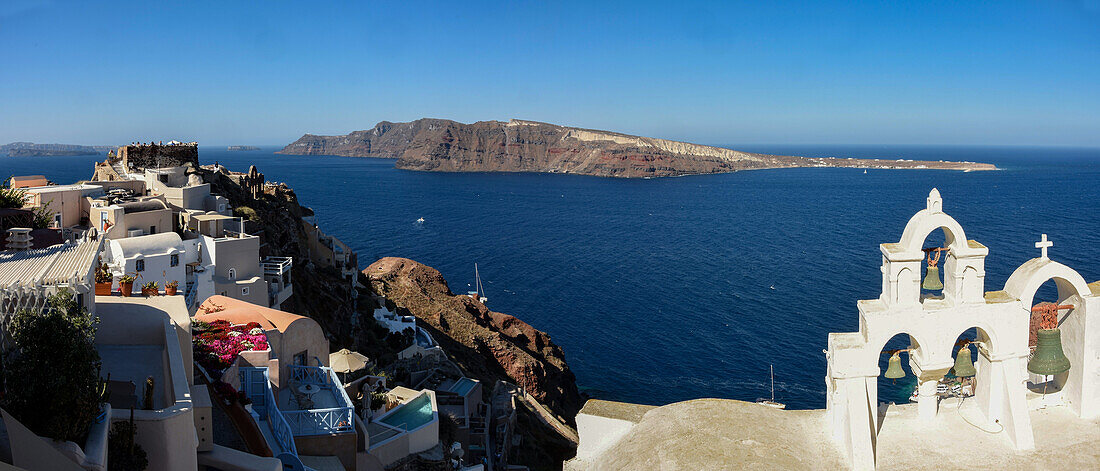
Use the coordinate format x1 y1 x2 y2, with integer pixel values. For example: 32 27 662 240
1036 233 1053 260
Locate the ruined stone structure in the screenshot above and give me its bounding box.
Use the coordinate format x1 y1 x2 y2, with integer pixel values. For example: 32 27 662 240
239 165 265 200
93 142 199 181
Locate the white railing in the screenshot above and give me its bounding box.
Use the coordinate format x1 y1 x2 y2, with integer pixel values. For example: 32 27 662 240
261 256 292 275
283 407 355 435
284 365 356 436
239 367 298 456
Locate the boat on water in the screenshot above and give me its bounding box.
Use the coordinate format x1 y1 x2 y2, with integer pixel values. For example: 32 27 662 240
756 364 786 409
467 263 488 304
416 217 425 223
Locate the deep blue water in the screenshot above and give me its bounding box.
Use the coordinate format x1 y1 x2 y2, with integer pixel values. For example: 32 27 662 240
5 144 1100 409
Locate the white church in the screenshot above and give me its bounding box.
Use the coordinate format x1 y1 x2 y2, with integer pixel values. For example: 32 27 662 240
825 189 1100 469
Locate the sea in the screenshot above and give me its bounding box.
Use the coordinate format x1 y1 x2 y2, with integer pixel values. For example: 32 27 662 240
5 144 1099 409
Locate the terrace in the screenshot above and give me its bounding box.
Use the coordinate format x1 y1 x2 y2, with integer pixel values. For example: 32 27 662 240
276 365 356 436
262 256 293 309
239 365 355 470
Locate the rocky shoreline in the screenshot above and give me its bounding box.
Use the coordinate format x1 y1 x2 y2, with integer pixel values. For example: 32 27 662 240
278 118 997 178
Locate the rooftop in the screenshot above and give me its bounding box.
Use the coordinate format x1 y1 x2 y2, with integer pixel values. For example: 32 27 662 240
8 175 49 189
0 239 101 287
112 231 183 255
570 398 1100 470
20 183 101 193
195 295 311 333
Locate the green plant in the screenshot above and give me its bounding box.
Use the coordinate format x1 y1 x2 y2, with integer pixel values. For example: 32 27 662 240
233 206 259 221
165 280 179 289
140 281 158 291
369 390 388 411
0 184 26 209
141 376 155 410
95 263 113 283
1 290 103 442
118 274 138 284
107 409 148 471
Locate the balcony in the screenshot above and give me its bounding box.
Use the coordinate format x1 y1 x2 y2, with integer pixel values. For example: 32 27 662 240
262 256 293 308
278 365 356 436
239 367 311 471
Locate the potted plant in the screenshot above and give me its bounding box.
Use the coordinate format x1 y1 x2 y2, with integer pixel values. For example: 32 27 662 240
118 274 137 297
165 280 179 296
140 281 159 297
95 263 113 296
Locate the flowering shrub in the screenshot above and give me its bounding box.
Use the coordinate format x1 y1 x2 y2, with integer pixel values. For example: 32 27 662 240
193 320 269 372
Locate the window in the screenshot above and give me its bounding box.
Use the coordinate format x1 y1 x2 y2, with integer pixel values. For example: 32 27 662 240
170 254 179 267
149 225 156 234
53 212 62 228
228 268 236 280
293 351 307 366
242 287 250 296
135 260 145 272
158 174 169 183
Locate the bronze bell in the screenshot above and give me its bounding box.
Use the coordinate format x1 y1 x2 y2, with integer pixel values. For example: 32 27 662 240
884 352 905 379
922 265 943 291
1028 328 1071 376
952 344 976 378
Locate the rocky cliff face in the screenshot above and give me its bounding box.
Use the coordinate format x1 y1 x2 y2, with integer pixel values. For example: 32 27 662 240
365 257 583 423
278 118 996 177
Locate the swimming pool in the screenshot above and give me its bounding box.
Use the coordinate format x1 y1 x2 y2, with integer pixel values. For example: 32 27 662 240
378 394 435 431
449 377 478 396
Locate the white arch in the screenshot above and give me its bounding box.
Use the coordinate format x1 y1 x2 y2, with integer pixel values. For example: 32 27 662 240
1004 258 1091 308
893 189 986 260
867 330 931 370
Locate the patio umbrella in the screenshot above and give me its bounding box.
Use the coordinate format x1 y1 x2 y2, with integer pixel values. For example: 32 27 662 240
329 348 370 383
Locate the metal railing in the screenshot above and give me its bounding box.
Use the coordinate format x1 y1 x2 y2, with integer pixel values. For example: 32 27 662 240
284 365 356 435
283 407 355 435
239 367 298 456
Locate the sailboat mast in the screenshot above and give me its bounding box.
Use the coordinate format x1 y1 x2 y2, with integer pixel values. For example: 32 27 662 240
770 364 775 401
475 263 483 297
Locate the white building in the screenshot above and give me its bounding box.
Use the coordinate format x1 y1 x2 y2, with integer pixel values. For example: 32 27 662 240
102 216 278 310
825 189 1100 469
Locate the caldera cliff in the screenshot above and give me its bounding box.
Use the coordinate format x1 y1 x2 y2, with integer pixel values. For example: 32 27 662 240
278 118 997 178
365 257 583 422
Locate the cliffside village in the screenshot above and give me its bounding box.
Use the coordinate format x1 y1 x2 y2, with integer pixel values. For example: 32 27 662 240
0 143 542 471
4 144 1096 471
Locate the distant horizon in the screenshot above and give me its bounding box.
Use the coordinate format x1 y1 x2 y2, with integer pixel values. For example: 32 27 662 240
7 138 1100 152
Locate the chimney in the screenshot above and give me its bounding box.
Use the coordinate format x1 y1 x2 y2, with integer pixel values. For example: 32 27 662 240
5 228 33 251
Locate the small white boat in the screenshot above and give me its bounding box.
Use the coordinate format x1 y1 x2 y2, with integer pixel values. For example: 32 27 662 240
863 169 868 174
756 365 786 409
467 263 488 303
416 217 425 223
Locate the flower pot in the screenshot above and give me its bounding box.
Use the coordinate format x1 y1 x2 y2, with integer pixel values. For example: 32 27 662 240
95 282 112 296
165 286 178 296
142 288 158 297
120 282 133 297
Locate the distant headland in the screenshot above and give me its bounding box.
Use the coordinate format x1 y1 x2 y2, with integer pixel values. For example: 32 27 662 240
2 142 115 157
277 118 997 178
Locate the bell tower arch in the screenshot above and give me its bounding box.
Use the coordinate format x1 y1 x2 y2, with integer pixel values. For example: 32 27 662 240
880 189 988 308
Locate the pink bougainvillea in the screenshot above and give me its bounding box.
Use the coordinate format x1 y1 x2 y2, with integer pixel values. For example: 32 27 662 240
192 320 269 372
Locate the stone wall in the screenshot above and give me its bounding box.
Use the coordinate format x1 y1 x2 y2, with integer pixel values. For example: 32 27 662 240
118 143 199 170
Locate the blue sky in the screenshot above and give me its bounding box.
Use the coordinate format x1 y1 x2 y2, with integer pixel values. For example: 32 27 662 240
1 0 1098 146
